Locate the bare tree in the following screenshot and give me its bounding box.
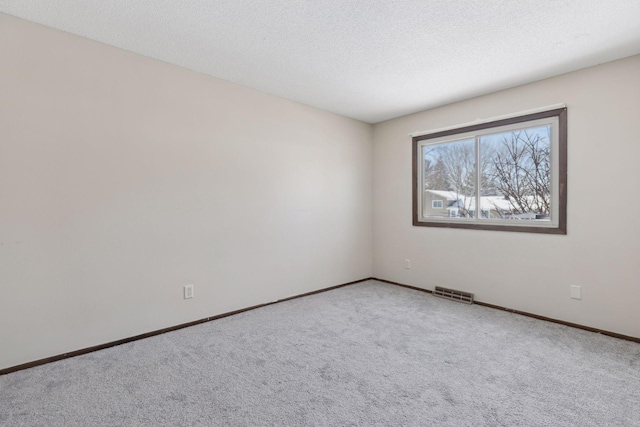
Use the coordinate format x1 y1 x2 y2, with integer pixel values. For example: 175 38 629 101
488 130 551 216
424 157 450 190
439 142 475 216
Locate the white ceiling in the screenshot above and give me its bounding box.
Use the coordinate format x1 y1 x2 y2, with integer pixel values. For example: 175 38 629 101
2 1 640 123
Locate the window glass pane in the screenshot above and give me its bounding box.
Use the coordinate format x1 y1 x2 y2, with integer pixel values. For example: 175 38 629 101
479 125 551 221
422 138 476 219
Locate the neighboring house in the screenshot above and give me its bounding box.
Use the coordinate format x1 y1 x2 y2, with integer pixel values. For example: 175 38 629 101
422 190 461 218
423 190 533 219
475 196 513 219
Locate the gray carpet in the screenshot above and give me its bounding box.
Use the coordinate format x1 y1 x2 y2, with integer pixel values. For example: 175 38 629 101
1 280 639 426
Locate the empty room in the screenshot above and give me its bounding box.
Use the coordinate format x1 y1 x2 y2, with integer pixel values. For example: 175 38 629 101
1 1 639 426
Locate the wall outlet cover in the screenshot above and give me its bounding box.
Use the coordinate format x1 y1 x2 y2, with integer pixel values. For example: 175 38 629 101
570 285 582 300
184 284 194 299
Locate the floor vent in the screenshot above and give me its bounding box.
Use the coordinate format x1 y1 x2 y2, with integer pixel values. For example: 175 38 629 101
433 286 474 304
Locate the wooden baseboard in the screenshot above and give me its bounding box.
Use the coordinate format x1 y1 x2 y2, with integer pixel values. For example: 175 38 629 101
374 278 434 294
4 276 637 376
473 300 640 343
0 277 373 376
373 277 640 344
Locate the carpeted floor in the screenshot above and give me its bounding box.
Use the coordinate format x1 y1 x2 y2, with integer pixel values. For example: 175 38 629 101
1 280 639 426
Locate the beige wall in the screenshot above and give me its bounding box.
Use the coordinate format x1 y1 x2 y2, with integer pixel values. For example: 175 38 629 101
373 54 640 338
0 14 372 370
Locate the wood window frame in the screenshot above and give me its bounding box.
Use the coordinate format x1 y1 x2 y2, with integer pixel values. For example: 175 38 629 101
412 108 567 234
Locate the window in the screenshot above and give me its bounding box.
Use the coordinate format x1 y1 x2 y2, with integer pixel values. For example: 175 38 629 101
412 107 567 234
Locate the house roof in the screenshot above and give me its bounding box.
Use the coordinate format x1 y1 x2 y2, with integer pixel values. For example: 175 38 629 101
478 197 512 212
2 1 639 123
426 190 533 212
425 190 460 201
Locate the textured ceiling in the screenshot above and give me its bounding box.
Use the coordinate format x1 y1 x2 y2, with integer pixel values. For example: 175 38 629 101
1 1 640 123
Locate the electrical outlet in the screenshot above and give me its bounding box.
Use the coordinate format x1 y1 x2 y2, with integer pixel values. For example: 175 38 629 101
570 285 581 300
184 284 194 299
405 259 411 269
